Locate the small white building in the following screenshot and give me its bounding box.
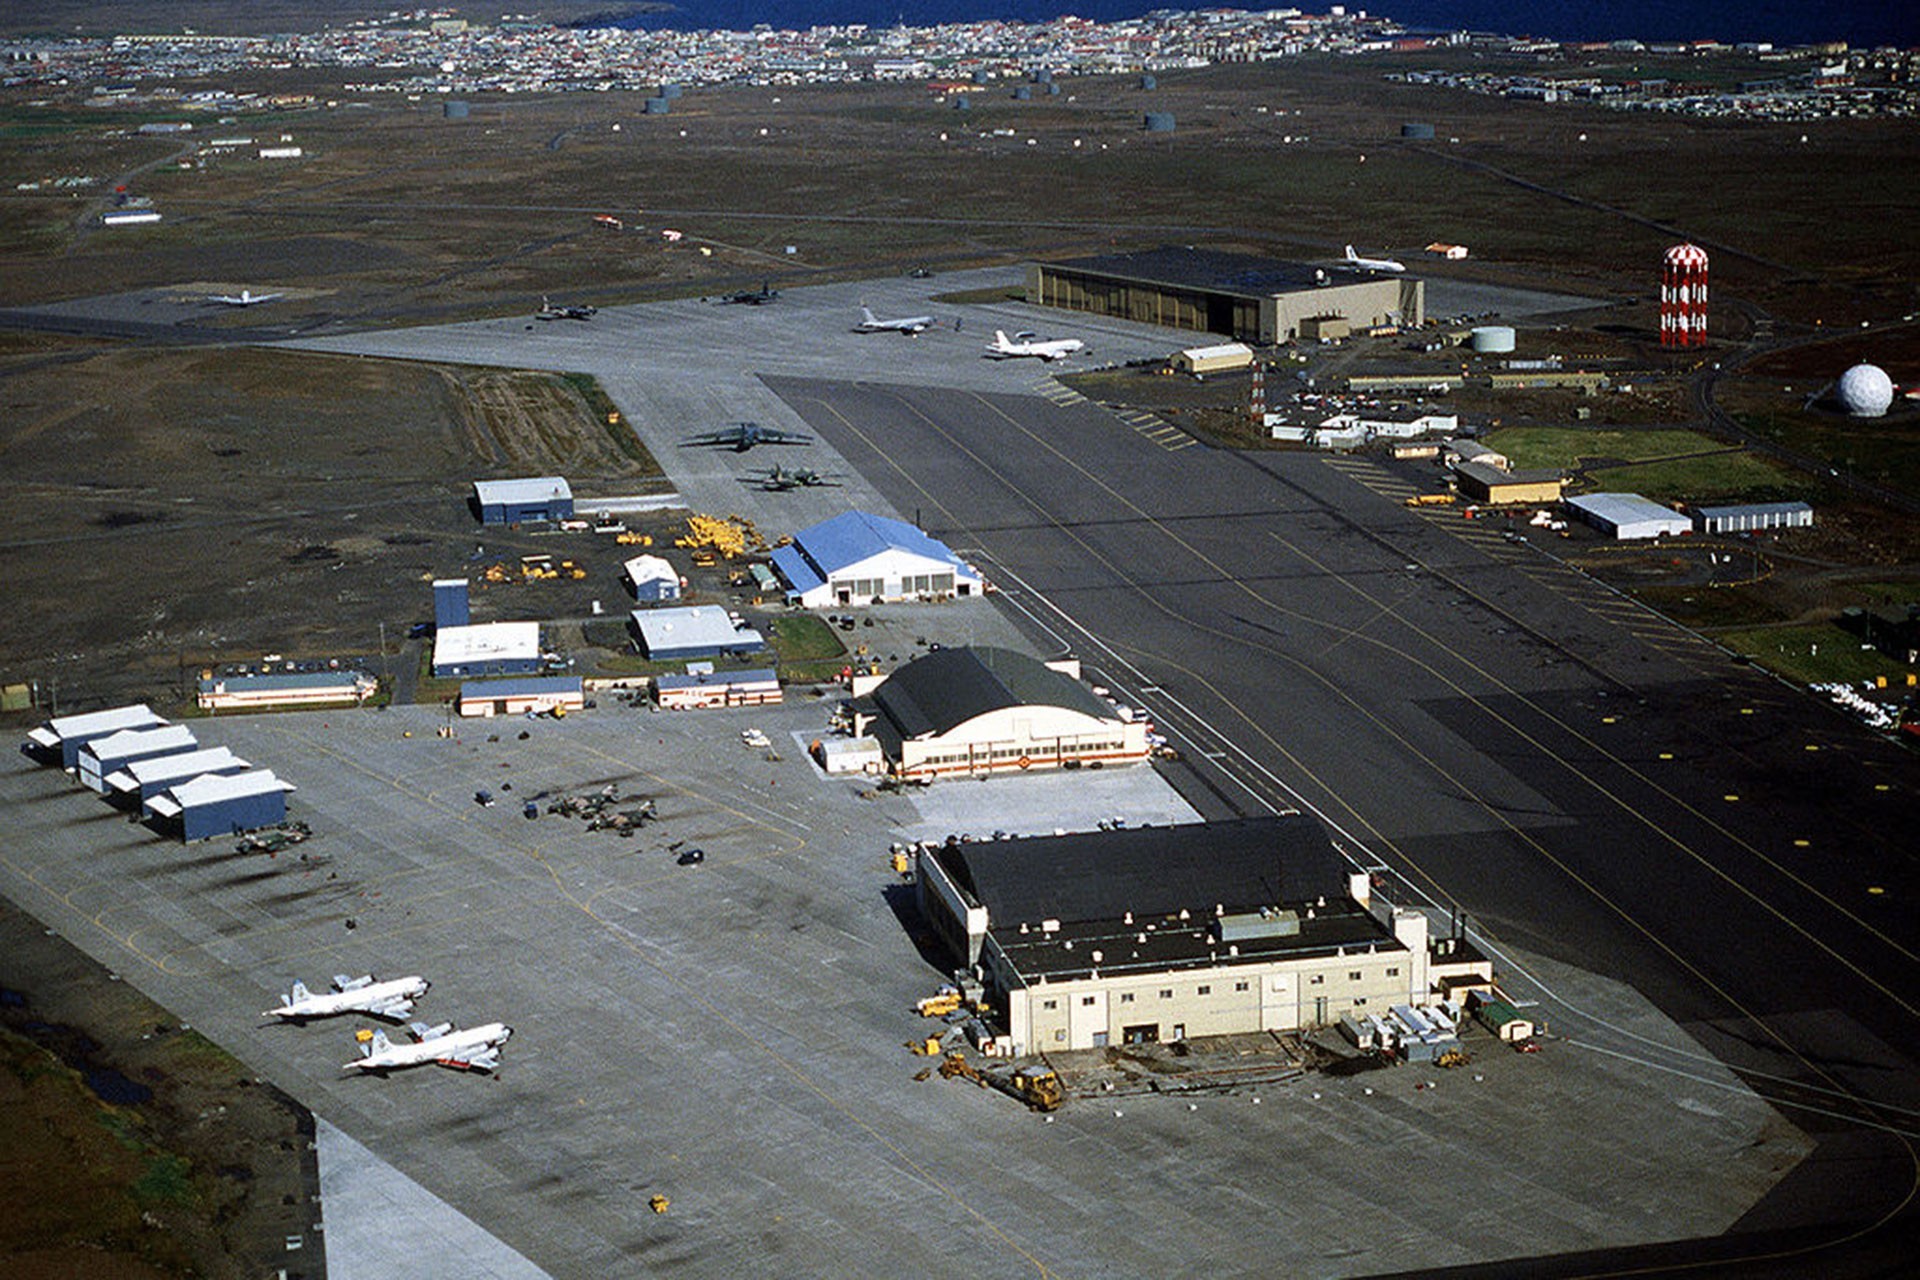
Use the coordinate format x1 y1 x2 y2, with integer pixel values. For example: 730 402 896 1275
198 670 376 712
1171 342 1255 375
624 554 682 603
1565 493 1692 541
432 622 543 678
1692 501 1813 535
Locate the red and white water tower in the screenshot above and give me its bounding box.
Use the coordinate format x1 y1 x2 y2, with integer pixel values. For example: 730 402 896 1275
1660 243 1709 349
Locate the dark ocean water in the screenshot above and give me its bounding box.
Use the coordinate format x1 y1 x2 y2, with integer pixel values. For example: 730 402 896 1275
610 2 1917 48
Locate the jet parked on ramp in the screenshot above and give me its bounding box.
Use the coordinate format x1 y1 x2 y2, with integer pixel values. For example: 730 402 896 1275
1342 244 1406 273
855 306 933 334
207 289 283 307
346 1021 512 1074
985 329 1084 361
264 974 429 1022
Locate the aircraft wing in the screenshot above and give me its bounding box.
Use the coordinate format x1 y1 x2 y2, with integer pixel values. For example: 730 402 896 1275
758 427 813 446
443 1044 503 1072
365 993 418 1019
682 429 738 447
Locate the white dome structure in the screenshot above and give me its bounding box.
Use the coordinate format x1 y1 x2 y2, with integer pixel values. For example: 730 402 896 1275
1837 363 1895 418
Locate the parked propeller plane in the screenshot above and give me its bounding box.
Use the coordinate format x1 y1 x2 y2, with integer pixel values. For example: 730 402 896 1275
345 1021 512 1074
264 974 429 1022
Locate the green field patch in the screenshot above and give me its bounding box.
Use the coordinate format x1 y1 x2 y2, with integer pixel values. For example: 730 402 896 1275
762 613 845 663
1484 426 1807 501
1708 622 1915 686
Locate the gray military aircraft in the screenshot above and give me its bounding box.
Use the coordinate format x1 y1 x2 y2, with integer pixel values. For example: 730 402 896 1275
753 464 841 491
715 281 779 305
684 421 813 452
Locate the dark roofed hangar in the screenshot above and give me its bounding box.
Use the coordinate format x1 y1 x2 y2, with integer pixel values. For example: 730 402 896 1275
1028 246 1424 345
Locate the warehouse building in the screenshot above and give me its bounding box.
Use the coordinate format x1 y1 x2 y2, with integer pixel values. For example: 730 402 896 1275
655 667 782 710
77 724 199 793
432 621 543 678
106 747 252 806
915 815 1480 1054
145 769 295 842
24 704 168 769
624 554 683 604
1170 342 1255 375
771 511 985 609
1027 247 1424 346
197 670 377 712
1566 493 1692 540
457 676 585 718
630 606 766 662
1452 461 1566 505
1692 500 1814 535
851 646 1148 779
471 476 573 526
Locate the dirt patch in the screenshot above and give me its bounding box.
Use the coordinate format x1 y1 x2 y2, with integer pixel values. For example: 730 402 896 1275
0 898 317 1280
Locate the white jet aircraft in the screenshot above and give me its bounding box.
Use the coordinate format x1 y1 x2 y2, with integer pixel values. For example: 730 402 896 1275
207 289 284 306
1342 245 1406 273
985 329 1085 361
855 306 934 334
264 974 430 1022
345 1021 513 1074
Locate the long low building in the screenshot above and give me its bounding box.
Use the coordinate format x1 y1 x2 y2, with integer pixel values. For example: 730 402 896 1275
630 607 766 662
197 670 377 712
654 668 781 710
1692 500 1814 534
852 646 1148 779
914 815 1487 1055
457 676 585 718
1028 246 1424 346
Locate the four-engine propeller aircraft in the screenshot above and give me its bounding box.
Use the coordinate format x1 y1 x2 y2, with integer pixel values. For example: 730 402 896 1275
264 974 430 1022
683 421 813 452
755 464 841 491
536 296 598 320
855 306 934 334
985 329 1085 361
716 281 779 305
345 1020 513 1074
1341 244 1407 273
207 289 283 307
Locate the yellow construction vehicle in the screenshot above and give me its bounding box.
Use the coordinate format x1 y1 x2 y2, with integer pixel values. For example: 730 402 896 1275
520 554 558 581
1008 1065 1064 1112
1404 492 1456 507
917 989 964 1019
615 532 652 546
648 1194 670 1214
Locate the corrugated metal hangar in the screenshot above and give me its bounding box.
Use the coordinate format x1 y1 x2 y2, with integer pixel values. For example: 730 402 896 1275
772 511 984 609
1027 246 1425 345
1567 493 1692 540
915 815 1483 1054
472 476 573 526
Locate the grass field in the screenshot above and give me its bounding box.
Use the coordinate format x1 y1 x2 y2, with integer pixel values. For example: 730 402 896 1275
1709 623 1918 687
1484 425 1810 501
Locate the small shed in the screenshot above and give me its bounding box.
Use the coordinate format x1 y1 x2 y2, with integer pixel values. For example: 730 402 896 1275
1171 342 1254 376
815 736 884 774
655 668 782 710
472 477 573 525
624 554 682 603
77 725 199 793
1566 493 1691 540
146 769 296 842
457 676 585 718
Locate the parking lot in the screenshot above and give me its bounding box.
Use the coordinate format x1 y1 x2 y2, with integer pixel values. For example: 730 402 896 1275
2 689 1807 1278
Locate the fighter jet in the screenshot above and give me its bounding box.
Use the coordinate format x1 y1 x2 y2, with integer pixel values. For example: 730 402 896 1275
855 306 933 334
264 974 429 1022
985 329 1084 361
716 281 779 305
1341 244 1407 273
345 1020 512 1074
755 464 840 491
536 296 598 320
207 289 283 307
683 421 812 452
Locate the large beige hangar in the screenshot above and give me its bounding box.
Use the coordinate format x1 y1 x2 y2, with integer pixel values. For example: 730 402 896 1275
851 646 1148 779
915 815 1489 1055
1027 246 1425 345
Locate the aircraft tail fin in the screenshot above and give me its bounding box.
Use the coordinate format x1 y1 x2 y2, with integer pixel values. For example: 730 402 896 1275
288 981 310 1004
362 1030 391 1058
1344 245 1356 259
861 307 878 323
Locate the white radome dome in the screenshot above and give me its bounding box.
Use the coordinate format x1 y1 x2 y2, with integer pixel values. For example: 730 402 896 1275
1837 364 1895 417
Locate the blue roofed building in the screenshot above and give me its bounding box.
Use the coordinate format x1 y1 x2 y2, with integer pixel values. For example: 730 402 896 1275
770 511 985 609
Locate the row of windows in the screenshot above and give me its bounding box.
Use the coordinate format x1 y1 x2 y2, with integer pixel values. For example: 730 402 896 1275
902 572 955 595
1039 967 1403 1011
832 577 887 599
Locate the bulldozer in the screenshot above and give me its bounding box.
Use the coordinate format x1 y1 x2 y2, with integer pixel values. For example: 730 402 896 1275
937 1052 1065 1112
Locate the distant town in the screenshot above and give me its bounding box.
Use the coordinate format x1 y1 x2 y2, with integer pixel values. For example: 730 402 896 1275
4 5 1915 123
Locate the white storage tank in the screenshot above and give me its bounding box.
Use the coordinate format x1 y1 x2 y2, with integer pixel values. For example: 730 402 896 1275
1470 325 1516 353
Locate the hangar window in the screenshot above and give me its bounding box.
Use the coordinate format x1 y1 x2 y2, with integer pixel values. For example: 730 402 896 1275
1081 996 1096 1007
1054 1029 1067 1042
1197 985 1211 996
1348 971 1363 982
1234 981 1249 992
1309 975 1324 986
1158 989 1173 1000
1353 997 1368 1007
1042 999 1058 1011
1119 993 1134 1004
1386 967 1400 977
